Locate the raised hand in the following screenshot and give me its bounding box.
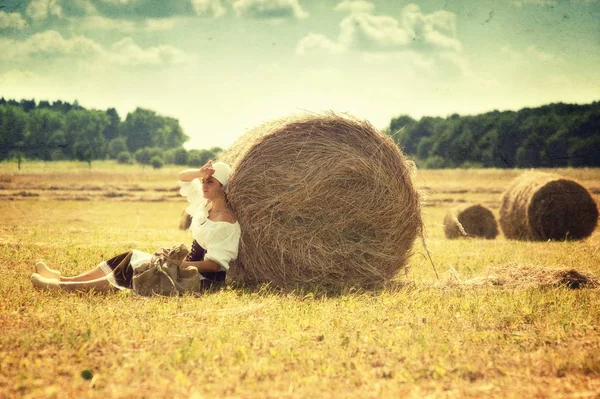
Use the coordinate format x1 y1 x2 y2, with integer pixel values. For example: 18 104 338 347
199 160 215 180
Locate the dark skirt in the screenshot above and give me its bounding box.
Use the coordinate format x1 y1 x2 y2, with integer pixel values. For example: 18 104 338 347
105 240 227 290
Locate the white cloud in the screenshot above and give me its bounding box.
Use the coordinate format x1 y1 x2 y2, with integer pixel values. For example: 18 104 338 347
526 45 563 63
510 0 597 6
501 44 563 65
296 33 345 54
0 11 28 29
110 37 188 66
0 30 191 68
400 4 461 51
232 0 308 20
72 15 179 32
0 69 38 84
297 2 461 54
334 0 374 14
26 0 63 21
338 12 411 50
0 30 102 60
511 0 557 6
191 0 227 18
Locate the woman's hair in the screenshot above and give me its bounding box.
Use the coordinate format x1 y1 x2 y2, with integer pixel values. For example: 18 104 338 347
217 183 235 217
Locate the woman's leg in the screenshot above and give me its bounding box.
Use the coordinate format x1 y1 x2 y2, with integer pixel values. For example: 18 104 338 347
59 262 109 282
35 261 109 282
31 273 114 292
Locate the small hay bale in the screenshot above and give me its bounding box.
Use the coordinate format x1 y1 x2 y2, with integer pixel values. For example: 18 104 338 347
499 172 598 241
443 204 498 239
219 113 423 288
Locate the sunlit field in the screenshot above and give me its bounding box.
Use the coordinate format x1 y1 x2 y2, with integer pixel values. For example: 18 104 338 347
1 161 599 398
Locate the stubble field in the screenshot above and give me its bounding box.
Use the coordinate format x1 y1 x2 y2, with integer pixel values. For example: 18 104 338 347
1 161 599 398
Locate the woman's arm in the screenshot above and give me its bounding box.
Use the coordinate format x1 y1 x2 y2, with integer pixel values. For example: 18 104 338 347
178 161 214 182
180 259 222 273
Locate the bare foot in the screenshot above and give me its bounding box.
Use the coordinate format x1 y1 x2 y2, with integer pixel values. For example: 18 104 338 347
30 273 60 290
35 261 61 280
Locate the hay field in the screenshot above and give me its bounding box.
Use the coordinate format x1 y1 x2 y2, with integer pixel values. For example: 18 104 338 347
1 161 599 398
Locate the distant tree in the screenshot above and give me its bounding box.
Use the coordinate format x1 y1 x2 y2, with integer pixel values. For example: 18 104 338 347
516 133 546 168
159 117 188 148
107 137 128 159
123 108 162 152
568 136 600 167
0 105 28 160
66 110 109 160
117 151 133 164
20 99 36 112
416 137 434 159
493 113 520 168
72 99 84 110
187 149 213 167
546 129 569 167
477 128 499 167
134 147 163 165
75 146 94 169
389 115 416 146
52 100 72 113
123 108 188 152
164 147 188 165
25 109 67 160
150 156 164 169
8 150 24 170
134 147 152 165
399 117 436 154
49 148 67 161
384 101 600 168
422 156 446 169
104 108 121 142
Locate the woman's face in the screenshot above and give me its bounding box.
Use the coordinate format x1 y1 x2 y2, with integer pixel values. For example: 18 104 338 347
202 176 223 200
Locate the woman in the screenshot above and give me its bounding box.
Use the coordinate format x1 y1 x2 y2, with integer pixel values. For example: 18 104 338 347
30 161 241 292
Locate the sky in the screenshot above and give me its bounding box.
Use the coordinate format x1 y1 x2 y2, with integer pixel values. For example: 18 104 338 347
0 0 599 150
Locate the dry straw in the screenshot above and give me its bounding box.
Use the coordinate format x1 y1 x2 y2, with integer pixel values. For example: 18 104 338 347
499 172 598 241
219 113 423 288
436 262 599 290
443 204 499 239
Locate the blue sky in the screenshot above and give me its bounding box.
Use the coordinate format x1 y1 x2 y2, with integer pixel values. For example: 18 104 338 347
0 0 598 149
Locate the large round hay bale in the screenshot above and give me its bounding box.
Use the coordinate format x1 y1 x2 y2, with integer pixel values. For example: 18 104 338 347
499 172 598 241
443 204 498 239
219 113 423 287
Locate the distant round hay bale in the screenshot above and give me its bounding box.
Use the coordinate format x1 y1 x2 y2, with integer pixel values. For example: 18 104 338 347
499 172 598 241
443 204 498 239
219 113 423 288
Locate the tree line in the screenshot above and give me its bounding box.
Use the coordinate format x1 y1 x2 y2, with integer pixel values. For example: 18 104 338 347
2 97 598 170
0 98 221 168
387 101 600 168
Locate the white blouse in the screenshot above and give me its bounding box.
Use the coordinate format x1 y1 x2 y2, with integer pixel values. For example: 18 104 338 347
178 179 241 271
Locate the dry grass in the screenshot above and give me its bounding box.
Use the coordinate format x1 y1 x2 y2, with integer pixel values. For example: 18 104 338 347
1 162 600 398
